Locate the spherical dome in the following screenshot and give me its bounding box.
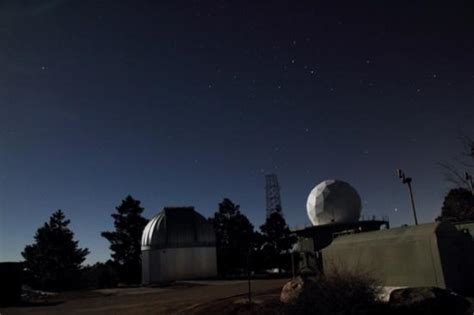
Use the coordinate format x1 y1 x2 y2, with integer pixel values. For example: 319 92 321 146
306 180 362 226
141 207 215 250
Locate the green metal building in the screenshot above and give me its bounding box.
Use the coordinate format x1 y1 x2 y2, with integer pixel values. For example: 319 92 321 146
321 222 474 293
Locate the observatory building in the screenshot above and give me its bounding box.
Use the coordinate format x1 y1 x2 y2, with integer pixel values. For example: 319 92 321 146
322 221 474 292
306 179 362 225
295 179 474 292
141 207 217 285
296 179 389 273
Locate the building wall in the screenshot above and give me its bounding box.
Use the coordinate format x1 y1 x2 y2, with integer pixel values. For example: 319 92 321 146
0 262 22 306
321 222 474 291
322 228 444 288
437 228 474 292
142 246 217 285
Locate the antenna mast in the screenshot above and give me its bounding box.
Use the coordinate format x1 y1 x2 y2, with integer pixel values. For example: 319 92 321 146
265 174 283 217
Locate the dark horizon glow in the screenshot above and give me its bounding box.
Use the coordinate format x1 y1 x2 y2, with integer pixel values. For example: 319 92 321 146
1 1 473 264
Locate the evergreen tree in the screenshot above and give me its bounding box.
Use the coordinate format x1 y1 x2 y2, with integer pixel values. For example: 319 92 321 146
81 260 119 289
209 198 255 276
437 188 474 222
101 195 148 284
260 212 296 272
22 209 89 291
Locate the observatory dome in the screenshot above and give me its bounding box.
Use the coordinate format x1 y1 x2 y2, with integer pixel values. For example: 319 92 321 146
141 207 215 250
306 180 362 226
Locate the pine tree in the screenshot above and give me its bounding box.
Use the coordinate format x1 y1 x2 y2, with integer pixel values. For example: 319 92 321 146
437 188 474 222
22 209 89 291
209 198 255 276
101 195 148 284
260 212 296 272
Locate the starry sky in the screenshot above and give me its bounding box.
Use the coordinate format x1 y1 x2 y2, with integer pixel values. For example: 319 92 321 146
1 1 473 264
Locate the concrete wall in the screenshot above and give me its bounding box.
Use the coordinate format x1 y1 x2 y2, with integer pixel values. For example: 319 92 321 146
321 222 474 291
142 246 217 285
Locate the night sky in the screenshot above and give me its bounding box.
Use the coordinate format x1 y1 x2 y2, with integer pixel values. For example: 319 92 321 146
1 1 473 264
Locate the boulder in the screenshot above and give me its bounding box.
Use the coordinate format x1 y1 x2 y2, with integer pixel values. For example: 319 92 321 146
280 276 315 304
389 287 470 314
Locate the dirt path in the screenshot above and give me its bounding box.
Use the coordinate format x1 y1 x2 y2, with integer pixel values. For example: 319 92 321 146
1 279 288 315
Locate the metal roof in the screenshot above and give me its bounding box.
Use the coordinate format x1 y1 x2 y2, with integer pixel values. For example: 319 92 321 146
141 207 216 250
327 221 458 245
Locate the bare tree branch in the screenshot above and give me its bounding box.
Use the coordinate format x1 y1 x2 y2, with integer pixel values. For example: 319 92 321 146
438 161 470 189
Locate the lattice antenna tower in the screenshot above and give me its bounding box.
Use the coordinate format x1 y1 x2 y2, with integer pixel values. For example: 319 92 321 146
265 174 283 217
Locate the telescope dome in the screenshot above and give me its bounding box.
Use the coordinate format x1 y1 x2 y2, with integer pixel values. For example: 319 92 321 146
306 180 362 226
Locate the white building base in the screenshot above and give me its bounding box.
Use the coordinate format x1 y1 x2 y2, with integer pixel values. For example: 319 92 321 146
142 247 217 285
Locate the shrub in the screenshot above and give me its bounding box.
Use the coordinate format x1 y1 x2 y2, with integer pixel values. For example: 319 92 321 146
81 261 119 289
286 269 383 315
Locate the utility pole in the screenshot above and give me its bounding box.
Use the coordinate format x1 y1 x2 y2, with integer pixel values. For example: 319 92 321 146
397 169 419 225
247 248 252 304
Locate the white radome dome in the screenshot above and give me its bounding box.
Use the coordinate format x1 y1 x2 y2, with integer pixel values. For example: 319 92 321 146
306 179 362 226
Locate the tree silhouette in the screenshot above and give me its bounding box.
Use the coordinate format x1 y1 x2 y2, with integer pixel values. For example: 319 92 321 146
81 260 119 289
22 209 89 291
439 136 474 190
260 212 296 272
209 198 255 276
437 188 474 222
101 195 148 284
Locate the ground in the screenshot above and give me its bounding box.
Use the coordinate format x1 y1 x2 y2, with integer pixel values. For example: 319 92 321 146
1 279 288 315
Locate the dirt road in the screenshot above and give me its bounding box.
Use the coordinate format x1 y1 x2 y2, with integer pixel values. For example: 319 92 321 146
1 279 288 315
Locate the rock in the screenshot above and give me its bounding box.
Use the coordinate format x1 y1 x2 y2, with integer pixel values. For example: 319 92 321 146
280 276 314 304
389 287 470 314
